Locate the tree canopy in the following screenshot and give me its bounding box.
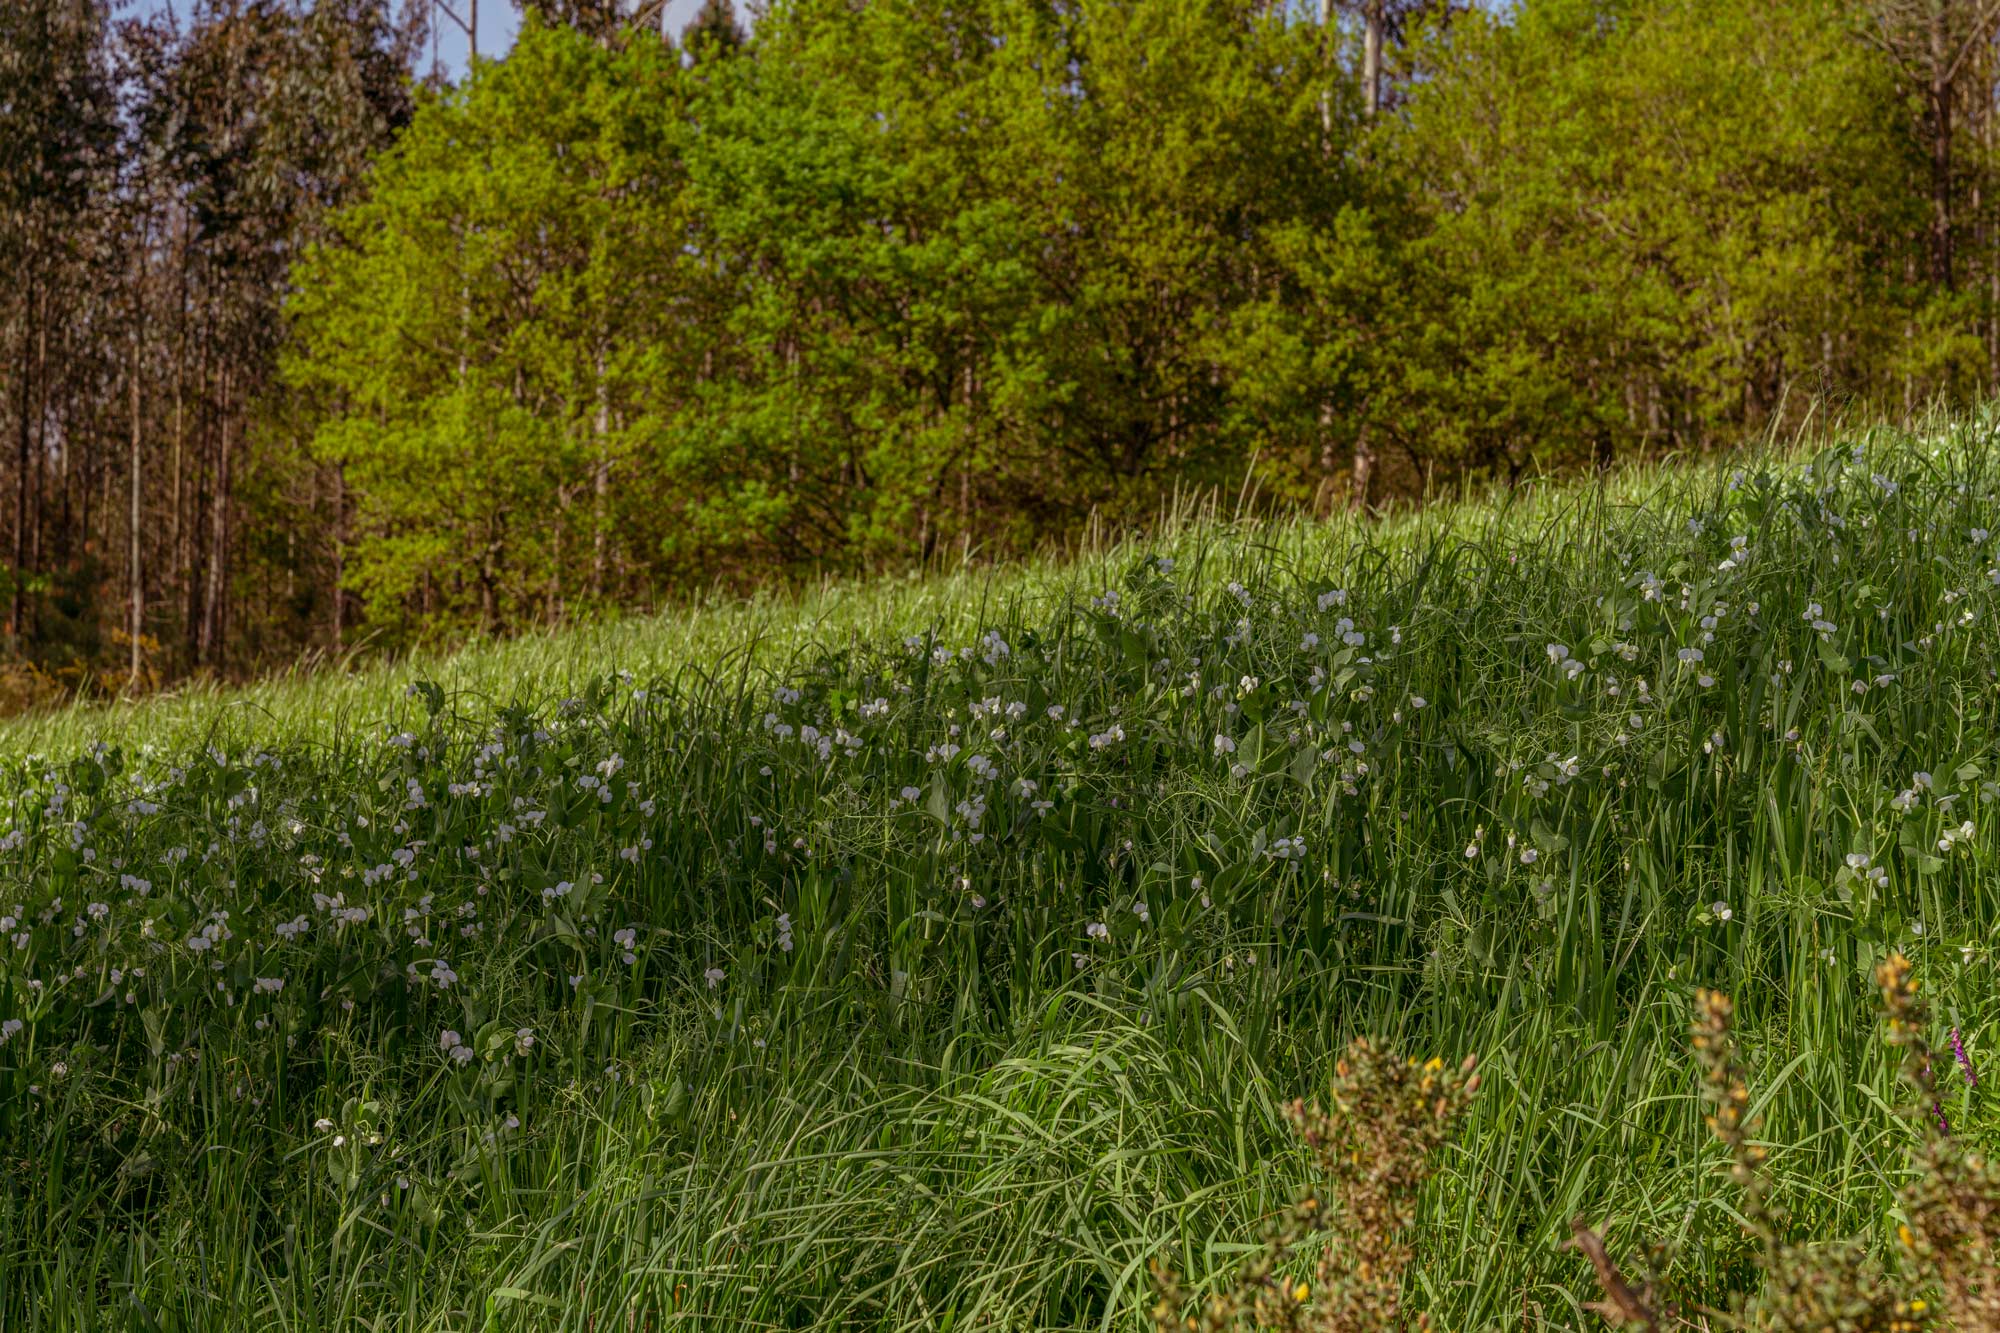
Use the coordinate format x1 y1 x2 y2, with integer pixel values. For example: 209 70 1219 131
6 0 2000 677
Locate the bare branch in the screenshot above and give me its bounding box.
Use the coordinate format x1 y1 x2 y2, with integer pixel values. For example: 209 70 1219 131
1564 1219 1666 1331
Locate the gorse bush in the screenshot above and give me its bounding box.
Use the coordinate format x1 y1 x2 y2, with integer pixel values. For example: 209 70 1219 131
1 422 1999 1327
1571 960 1999 1333
1149 1040 1480 1333
1169 962 1997 1333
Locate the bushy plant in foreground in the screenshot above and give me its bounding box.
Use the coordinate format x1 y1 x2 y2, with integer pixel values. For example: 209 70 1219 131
1149 1040 1480 1332
1169 959 1994 1333
1572 958 1999 1333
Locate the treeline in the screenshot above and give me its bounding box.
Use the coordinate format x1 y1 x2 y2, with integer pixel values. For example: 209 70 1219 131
6 0 2000 689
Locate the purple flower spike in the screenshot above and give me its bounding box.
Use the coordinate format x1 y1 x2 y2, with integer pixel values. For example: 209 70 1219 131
1951 1027 1977 1087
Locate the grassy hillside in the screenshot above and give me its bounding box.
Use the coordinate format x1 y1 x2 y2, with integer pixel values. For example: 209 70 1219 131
2 420 1997 1330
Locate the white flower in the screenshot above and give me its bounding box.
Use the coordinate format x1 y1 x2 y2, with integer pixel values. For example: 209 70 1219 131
704 967 725 988
514 1028 536 1056
1085 922 1109 941
314 1117 334 1133
1212 735 1236 756
1266 835 1307 861
1711 902 1733 922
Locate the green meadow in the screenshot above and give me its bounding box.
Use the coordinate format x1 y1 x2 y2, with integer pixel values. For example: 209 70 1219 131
2 422 1996 1330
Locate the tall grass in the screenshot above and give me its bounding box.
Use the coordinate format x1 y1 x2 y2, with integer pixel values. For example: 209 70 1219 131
1 418 1996 1330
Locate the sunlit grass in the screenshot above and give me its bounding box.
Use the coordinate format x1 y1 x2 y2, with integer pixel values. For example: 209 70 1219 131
1 414 1996 1330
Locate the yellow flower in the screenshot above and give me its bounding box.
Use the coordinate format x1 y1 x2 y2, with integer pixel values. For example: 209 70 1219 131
1292 1282 1310 1303
1898 1223 1916 1248
1911 1299 1927 1313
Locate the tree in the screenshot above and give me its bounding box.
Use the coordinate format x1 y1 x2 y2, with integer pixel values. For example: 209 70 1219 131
683 0 745 57
1352 0 1941 477
0 0 119 650
1864 0 2000 289
288 20 693 635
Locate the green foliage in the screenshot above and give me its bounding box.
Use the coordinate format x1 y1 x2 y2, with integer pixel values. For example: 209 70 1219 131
2 421 1999 1327
278 0 2000 648
287 19 696 633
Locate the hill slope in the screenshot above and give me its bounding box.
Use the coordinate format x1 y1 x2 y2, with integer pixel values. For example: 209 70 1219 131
2 422 1998 1328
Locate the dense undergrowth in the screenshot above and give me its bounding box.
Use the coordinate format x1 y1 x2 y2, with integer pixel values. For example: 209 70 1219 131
3 421 1999 1329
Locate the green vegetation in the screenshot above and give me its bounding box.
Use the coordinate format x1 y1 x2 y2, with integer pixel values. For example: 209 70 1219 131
3 420 1997 1329
13 0 2000 687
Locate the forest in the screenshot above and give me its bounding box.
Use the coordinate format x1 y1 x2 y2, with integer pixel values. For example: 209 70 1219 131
4 0 2000 697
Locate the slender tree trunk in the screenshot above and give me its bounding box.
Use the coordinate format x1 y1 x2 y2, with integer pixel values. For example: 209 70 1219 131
201 373 232 671
1933 81 1955 288
1317 0 1335 138
129 322 144 687
1350 420 1377 511
330 463 347 653
1931 9 1955 289
1363 0 1383 117
28 312 46 594
591 345 609 601
1318 0 1380 509
58 325 74 568
11 290 32 644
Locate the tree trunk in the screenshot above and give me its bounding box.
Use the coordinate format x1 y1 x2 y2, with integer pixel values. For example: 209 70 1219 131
591 345 609 601
331 463 347 652
1363 0 1383 117
1931 9 1955 289
1317 0 1336 138
201 374 232 671
129 322 144 687
1350 421 1377 512
28 313 46 604
11 292 31 644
